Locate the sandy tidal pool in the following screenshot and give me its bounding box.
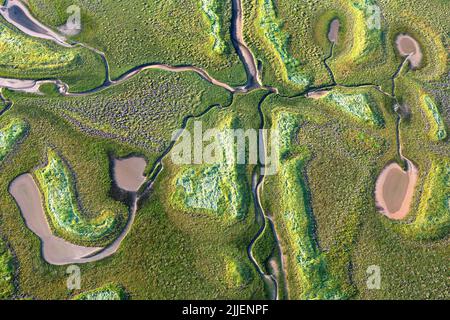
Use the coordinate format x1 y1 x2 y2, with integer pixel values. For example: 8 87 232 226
375 161 418 220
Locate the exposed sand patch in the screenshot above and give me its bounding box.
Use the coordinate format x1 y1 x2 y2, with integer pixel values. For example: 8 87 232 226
395 34 423 69
328 19 340 44
113 156 147 192
375 161 418 220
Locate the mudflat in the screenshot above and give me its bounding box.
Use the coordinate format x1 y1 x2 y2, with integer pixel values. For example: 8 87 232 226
0 0 70 47
9 174 101 265
307 90 330 99
113 157 147 192
375 161 418 220
382 166 410 213
328 19 340 43
396 34 423 68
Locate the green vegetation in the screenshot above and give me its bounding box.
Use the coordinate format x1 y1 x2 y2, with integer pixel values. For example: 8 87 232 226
406 159 449 240
272 111 346 299
0 87 265 300
0 18 105 92
381 0 449 83
175 163 248 220
422 95 447 141
224 256 253 288
38 83 61 97
258 0 310 87
348 0 383 63
173 116 249 221
0 239 14 299
0 118 27 163
262 88 448 299
325 90 384 126
27 69 231 158
243 0 332 94
200 0 226 54
275 102 301 160
27 0 246 85
0 99 6 114
35 149 119 243
323 0 394 87
73 284 126 300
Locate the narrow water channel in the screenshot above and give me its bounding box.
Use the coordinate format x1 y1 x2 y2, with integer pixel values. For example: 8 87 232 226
0 0 262 95
1 0 422 300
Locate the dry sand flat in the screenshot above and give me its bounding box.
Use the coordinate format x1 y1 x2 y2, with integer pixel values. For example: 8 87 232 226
113 156 147 192
9 174 102 265
395 34 423 69
375 161 418 220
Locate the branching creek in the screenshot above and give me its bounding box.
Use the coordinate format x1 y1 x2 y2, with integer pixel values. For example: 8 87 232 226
0 0 418 299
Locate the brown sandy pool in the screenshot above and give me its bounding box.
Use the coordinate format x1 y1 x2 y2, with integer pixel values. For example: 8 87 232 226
328 19 340 43
9 174 102 265
306 90 330 99
395 34 423 68
113 156 147 192
375 161 418 220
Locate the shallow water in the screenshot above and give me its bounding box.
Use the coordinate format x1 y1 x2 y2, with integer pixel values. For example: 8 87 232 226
8 5 47 35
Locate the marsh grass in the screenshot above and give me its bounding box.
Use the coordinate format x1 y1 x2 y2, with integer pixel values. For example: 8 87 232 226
0 17 105 92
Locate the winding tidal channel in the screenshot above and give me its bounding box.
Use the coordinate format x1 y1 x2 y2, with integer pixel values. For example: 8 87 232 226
374 35 423 221
0 0 266 95
1 0 284 296
1 0 421 299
